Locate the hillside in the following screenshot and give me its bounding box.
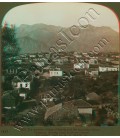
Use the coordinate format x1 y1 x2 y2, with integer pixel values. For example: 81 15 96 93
16 23 119 53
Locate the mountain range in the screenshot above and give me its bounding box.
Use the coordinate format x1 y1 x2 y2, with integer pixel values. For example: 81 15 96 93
16 23 119 53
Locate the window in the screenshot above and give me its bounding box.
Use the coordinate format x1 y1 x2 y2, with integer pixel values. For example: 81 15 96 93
25 83 28 87
20 83 22 88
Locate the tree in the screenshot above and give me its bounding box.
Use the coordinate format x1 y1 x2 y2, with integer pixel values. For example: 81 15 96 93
1 23 20 68
30 77 41 98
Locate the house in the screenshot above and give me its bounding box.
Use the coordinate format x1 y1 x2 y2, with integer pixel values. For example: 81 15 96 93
18 88 30 99
6 68 18 74
107 66 119 71
74 63 85 70
89 58 98 65
44 102 79 125
53 56 68 65
12 74 32 90
53 58 67 65
15 82 30 89
14 60 22 64
53 59 63 65
82 53 90 58
37 54 43 58
74 52 82 58
78 108 92 114
106 58 111 62
49 71 63 77
10 79 31 100
74 59 89 71
85 68 99 77
44 103 62 120
44 99 93 125
20 54 27 58
34 58 38 61
40 58 49 65
29 54 36 58
73 99 92 108
110 60 119 65
39 92 54 103
33 57 48 67
34 62 45 67
86 92 101 104
43 66 50 72
75 99 93 124
99 66 107 72
6 67 18 74
99 66 119 72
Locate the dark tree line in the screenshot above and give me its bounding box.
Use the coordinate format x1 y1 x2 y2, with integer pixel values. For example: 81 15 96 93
1 23 20 69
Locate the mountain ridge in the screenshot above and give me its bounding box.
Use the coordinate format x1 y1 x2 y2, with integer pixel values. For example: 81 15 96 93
16 24 119 53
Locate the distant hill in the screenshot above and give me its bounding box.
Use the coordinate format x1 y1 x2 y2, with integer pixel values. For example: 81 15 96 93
16 23 119 53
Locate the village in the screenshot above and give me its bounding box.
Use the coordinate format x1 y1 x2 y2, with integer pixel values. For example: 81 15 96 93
2 51 119 126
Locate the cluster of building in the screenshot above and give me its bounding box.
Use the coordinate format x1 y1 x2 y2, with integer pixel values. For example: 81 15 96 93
2 51 119 126
4 52 119 78
3 52 119 100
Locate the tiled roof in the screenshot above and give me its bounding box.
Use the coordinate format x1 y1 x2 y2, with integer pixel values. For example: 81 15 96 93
44 103 62 120
86 92 101 101
73 99 92 108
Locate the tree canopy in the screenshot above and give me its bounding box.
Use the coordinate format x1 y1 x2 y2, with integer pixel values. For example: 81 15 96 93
1 23 20 60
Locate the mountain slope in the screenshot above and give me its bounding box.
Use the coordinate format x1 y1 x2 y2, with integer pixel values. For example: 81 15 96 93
16 24 119 53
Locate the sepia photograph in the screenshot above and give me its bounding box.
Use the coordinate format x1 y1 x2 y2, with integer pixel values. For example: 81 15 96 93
0 2 120 136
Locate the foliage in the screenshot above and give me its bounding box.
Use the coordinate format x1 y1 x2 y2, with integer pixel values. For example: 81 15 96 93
1 23 20 68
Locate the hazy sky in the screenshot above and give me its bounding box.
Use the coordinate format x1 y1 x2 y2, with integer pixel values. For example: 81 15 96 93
2 3 119 32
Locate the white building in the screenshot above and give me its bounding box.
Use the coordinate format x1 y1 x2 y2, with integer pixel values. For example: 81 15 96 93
15 60 22 64
20 54 27 58
34 62 45 67
19 93 27 99
106 58 111 62
29 55 36 58
74 52 82 58
82 53 90 58
74 62 89 70
6 68 18 74
53 59 63 65
49 71 63 77
89 58 98 65
99 66 119 72
14 82 30 90
85 69 99 77
74 63 85 70
39 92 54 103
53 57 68 65
78 108 92 114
